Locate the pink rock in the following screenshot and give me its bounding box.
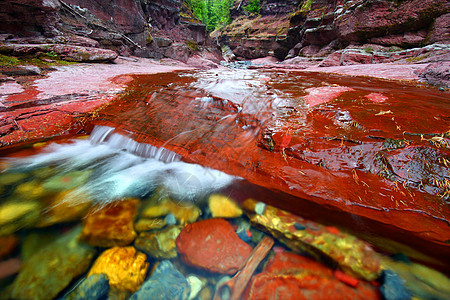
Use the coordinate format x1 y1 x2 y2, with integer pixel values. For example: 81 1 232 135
304 86 354 107
176 219 252 275
341 50 373 66
366 93 388 103
0 258 21 279
428 13 450 44
319 52 342 67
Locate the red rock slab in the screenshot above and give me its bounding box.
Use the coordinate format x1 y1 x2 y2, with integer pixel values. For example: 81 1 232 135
176 218 253 275
91 71 450 269
243 252 381 300
0 57 192 149
81 198 139 247
303 86 354 107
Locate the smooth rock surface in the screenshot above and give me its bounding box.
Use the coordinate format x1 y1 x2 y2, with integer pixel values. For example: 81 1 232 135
176 218 253 275
131 260 189 300
244 251 381 300
9 227 96 300
81 198 138 247
243 199 381 281
134 225 181 259
208 193 243 218
88 246 149 293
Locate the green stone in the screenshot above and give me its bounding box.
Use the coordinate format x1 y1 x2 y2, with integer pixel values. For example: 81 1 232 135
382 257 450 299
134 225 181 259
0 172 28 185
41 170 91 192
9 226 96 300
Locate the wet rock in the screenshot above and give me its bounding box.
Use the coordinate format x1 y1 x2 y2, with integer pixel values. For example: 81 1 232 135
379 270 411 300
41 170 91 192
13 180 46 200
243 251 381 300
69 274 110 300
420 61 450 88
187 275 204 300
131 260 189 300
37 189 91 227
381 257 450 299
134 218 167 232
303 86 354 107
88 246 149 293
242 199 381 281
134 225 181 259
21 231 59 261
208 193 243 218
176 218 253 275
0 199 41 236
141 195 201 225
0 172 27 186
0 235 19 259
0 258 21 280
9 227 96 300
81 198 138 247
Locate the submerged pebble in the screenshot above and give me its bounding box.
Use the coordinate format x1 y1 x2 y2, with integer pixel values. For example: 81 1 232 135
9 227 96 300
131 260 189 300
88 246 149 294
81 198 138 247
134 225 181 259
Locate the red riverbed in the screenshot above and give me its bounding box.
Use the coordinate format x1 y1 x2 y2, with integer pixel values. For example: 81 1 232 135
90 69 450 268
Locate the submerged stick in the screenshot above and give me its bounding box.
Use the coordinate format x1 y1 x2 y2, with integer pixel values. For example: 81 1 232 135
214 236 274 300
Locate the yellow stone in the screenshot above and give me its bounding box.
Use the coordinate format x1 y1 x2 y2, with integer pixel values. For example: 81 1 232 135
13 180 46 199
0 200 41 235
141 197 201 225
208 194 243 218
88 246 149 293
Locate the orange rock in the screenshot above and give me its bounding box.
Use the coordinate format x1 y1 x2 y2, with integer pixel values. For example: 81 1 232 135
88 246 149 293
81 198 138 247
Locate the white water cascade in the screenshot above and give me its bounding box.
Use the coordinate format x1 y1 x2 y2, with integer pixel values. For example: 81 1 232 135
8 125 238 205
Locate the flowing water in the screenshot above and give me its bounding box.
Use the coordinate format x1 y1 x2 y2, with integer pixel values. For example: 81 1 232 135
1 68 449 299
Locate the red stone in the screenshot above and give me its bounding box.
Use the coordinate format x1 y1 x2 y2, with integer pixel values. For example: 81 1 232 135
334 270 360 287
176 218 252 275
0 236 19 260
244 252 380 300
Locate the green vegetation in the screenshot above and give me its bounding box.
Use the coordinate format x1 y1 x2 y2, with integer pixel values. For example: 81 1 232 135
186 0 234 31
0 54 20 66
299 0 312 14
0 53 75 68
244 0 260 15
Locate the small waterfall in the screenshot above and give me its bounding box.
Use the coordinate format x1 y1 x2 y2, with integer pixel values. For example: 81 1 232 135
90 125 181 163
7 125 238 205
